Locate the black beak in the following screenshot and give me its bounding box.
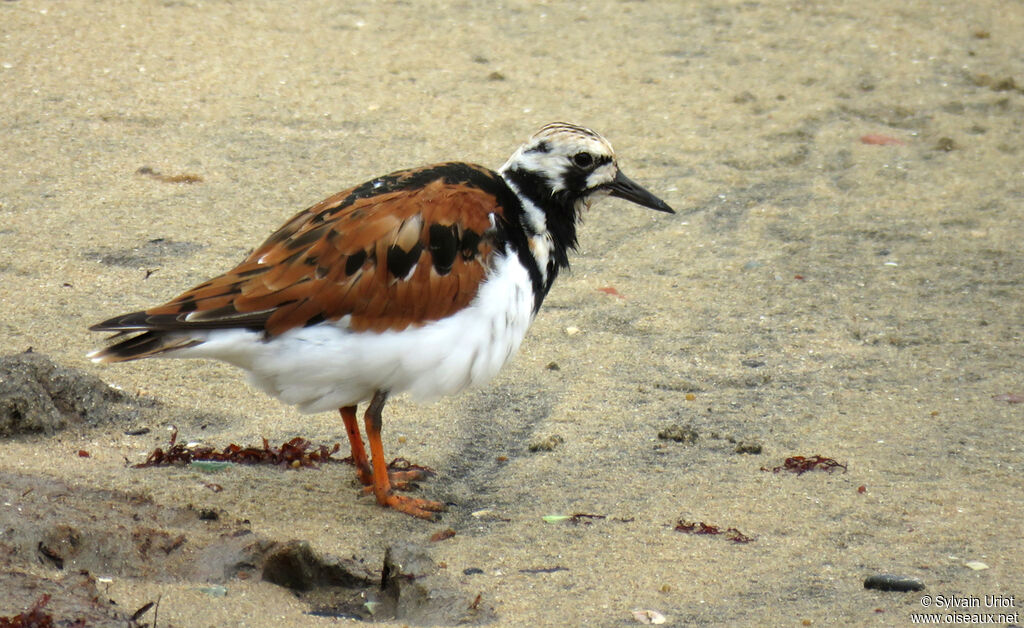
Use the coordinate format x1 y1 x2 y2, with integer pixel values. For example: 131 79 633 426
605 170 675 214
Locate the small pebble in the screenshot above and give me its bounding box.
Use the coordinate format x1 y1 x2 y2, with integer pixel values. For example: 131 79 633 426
632 609 666 624
860 133 905 146
463 567 484 575
964 561 989 571
564 326 581 336
863 574 926 592
198 585 228 597
542 514 572 523
470 508 509 521
993 393 1024 404
189 461 234 473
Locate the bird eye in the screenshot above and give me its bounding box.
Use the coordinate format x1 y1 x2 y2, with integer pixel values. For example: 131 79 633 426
572 152 594 169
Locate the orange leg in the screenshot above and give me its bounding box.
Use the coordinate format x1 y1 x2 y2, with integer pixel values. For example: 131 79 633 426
341 406 435 489
340 406 373 486
363 390 446 519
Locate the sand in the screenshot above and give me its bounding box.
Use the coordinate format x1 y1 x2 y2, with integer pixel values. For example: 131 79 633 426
1 0 1021 625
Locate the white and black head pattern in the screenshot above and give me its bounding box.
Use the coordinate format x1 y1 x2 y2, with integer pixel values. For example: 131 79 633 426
498 122 674 301
501 122 620 208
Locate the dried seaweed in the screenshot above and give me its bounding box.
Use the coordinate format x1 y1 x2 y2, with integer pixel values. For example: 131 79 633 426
674 520 755 544
429 528 456 542
568 513 607 525
0 594 59 628
134 428 341 469
762 454 847 475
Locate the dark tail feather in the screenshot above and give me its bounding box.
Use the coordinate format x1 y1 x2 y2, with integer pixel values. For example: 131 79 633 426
90 311 162 333
88 331 202 363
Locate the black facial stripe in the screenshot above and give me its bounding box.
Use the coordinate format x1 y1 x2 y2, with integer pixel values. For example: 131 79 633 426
561 167 592 197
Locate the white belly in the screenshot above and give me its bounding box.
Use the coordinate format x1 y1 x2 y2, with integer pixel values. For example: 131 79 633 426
176 252 536 413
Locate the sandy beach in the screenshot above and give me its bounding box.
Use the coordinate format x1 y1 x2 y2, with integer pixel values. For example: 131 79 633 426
1 0 1021 625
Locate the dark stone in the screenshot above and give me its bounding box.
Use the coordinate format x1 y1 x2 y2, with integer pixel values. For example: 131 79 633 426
864 574 926 592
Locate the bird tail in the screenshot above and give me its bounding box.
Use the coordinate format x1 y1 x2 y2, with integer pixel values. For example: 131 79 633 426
89 312 204 363
88 330 203 363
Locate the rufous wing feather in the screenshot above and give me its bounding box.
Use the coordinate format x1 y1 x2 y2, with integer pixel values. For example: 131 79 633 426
93 165 507 345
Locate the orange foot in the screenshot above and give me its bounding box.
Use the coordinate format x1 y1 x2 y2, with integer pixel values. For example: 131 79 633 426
380 492 447 520
352 391 448 520
383 457 436 487
347 457 435 490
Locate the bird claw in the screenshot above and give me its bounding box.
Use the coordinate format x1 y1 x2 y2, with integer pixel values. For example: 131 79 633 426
382 493 447 520
349 456 435 489
386 457 435 483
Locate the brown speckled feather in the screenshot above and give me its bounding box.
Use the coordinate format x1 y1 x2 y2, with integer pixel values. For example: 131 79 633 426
128 164 505 336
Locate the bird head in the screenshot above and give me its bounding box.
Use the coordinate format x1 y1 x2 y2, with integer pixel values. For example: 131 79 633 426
500 122 675 216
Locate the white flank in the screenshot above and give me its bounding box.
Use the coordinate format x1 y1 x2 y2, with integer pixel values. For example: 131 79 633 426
162 251 536 413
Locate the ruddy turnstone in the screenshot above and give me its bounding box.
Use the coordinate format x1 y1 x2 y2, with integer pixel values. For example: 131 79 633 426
90 122 674 518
